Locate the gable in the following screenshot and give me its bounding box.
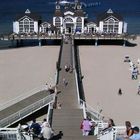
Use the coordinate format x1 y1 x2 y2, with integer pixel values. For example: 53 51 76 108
18 15 34 22
87 22 96 26
64 11 74 16
41 22 51 28
104 16 119 22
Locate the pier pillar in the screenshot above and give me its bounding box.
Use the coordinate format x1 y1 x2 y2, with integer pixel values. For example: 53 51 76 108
11 40 14 47
123 40 126 47
38 39 42 47
20 39 23 47
95 39 98 46
16 40 20 47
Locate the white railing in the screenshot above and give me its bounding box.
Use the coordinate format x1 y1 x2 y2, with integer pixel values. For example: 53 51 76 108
86 103 105 121
98 126 126 140
0 126 33 140
74 69 81 106
80 99 87 118
72 35 81 105
99 130 114 140
0 84 48 111
80 99 104 121
0 94 55 128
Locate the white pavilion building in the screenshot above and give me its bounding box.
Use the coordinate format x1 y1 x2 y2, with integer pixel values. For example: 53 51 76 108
13 1 127 35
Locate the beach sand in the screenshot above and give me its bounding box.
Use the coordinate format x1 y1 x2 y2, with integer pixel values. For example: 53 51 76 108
79 37 140 126
0 46 59 109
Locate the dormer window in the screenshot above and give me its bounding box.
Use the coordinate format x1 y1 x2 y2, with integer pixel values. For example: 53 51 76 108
56 4 60 10
77 5 81 9
55 2 60 10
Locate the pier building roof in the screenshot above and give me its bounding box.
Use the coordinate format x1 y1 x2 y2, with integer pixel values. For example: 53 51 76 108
97 9 123 23
54 0 85 17
14 9 41 21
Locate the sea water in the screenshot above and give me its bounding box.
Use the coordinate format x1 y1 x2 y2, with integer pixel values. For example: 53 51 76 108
0 0 139 47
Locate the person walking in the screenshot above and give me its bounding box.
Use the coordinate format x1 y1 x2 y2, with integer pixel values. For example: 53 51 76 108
41 123 54 140
118 88 123 95
63 78 68 87
30 119 41 138
82 118 92 136
137 85 140 95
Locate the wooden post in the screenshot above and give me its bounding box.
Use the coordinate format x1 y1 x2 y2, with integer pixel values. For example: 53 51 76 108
123 39 126 47
11 40 14 47
16 40 20 47
95 39 98 46
39 39 42 47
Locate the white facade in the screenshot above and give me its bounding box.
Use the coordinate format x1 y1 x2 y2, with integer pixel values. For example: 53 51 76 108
13 10 40 34
53 13 85 34
86 22 97 34
34 22 38 33
97 9 127 34
13 7 127 35
13 21 19 34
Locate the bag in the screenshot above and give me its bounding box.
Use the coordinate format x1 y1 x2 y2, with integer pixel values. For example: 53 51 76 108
80 122 83 129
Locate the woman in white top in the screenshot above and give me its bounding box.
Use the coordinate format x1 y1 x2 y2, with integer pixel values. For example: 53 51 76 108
41 123 53 140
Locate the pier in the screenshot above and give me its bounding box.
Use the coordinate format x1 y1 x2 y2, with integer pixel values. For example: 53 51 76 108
0 35 99 139
0 33 137 47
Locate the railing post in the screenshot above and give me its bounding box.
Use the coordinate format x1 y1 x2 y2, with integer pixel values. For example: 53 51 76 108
47 103 51 123
83 101 87 119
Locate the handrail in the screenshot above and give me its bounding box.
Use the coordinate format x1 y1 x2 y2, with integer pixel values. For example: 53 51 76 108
99 129 114 140
80 99 104 121
0 84 48 111
98 126 126 140
0 125 33 140
0 93 55 128
72 36 81 106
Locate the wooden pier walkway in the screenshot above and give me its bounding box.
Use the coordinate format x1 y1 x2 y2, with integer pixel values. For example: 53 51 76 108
52 36 97 140
0 35 98 139
0 90 49 119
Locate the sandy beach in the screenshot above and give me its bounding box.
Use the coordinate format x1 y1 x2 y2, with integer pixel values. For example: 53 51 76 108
0 46 59 109
79 37 140 126
0 36 140 126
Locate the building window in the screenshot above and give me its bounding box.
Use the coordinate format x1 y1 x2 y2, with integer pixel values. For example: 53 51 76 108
19 18 34 33
64 18 74 33
88 24 96 34
55 17 61 30
76 17 82 32
103 18 119 33
40 22 50 33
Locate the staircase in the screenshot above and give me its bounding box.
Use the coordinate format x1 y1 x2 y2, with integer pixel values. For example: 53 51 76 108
52 35 98 140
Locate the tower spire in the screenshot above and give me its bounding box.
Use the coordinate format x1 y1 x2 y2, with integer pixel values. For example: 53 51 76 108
55 0 60 10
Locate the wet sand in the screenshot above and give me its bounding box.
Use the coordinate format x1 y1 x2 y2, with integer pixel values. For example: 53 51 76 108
79 37 140 126
0 46 59 109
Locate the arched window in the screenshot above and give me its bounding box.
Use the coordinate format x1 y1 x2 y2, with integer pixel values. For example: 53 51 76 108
103 17 119 33
76 17 82 32
55 17 61 28
19 18 34 33
87 23 96 34
40 22 50 33
64 18 73 23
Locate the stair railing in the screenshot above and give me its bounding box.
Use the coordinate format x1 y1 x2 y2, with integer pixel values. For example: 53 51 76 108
80 99 104 121
0 125 33 140
98 126 126 140
0 93 56 128
80 99 109 136
99 128 114 140
0 84 49 111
